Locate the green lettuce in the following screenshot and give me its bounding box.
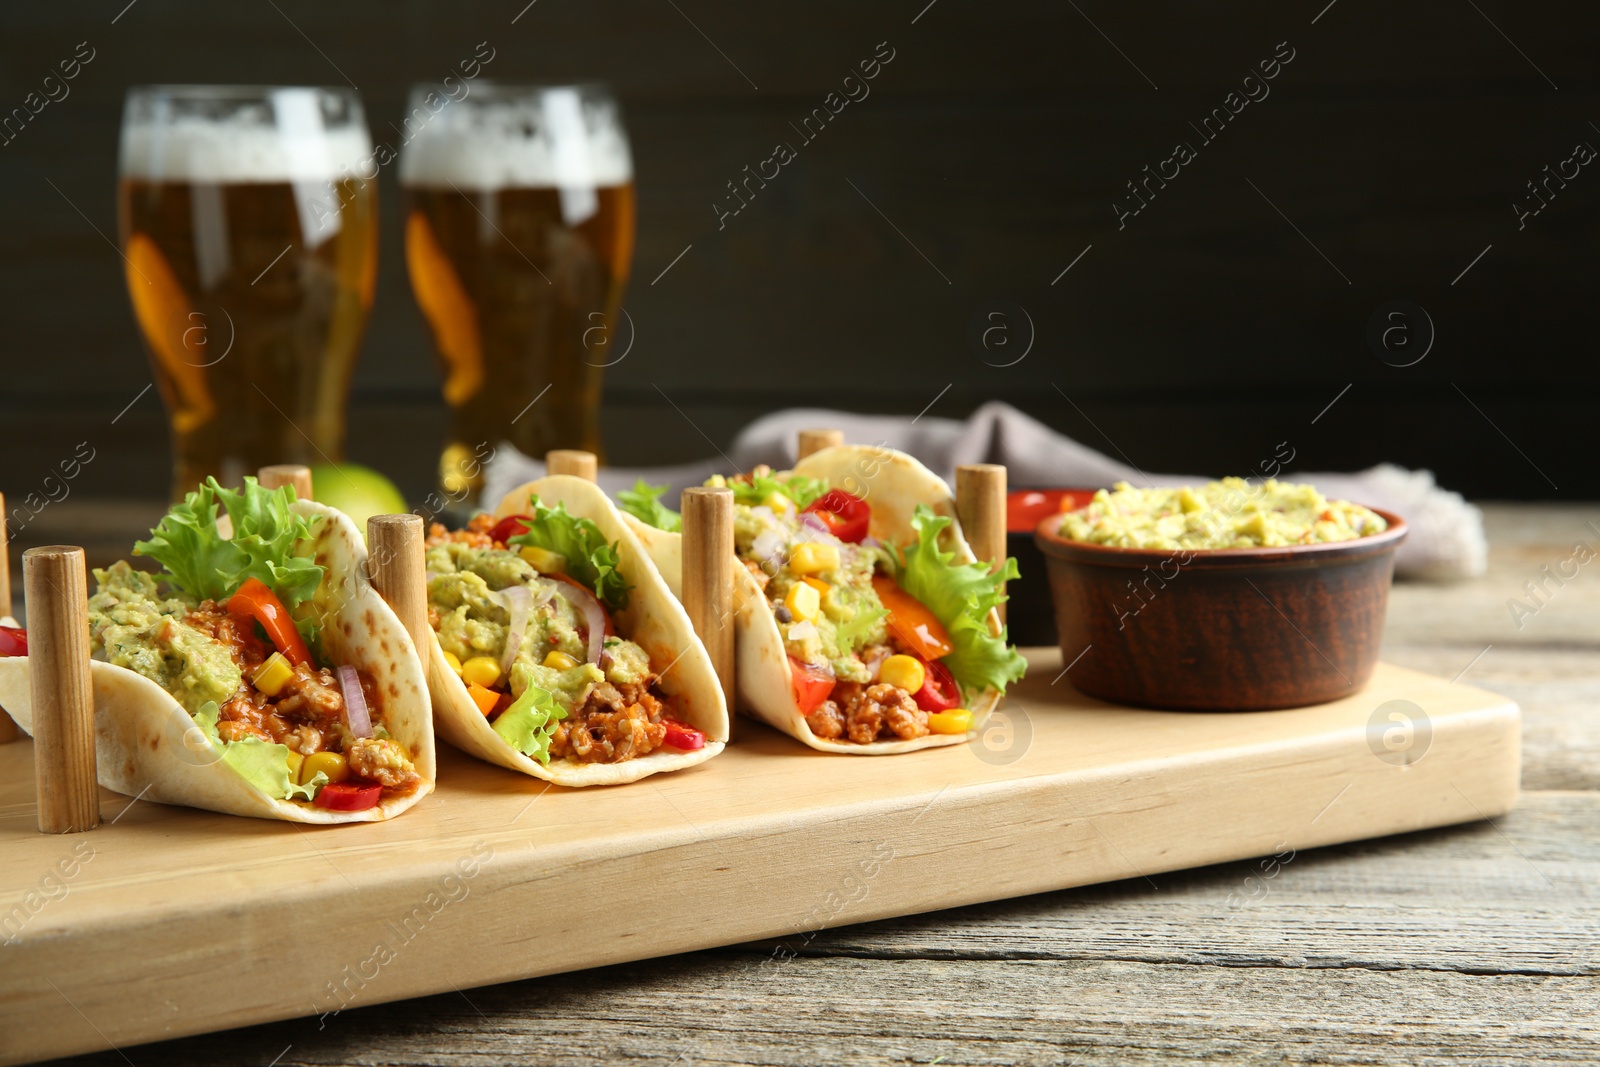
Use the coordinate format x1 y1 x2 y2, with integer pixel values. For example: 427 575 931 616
193 701 306 800
491 683 568 765
617 480 682 532
508 496 631 611
888 505 1027 698
135 476 324 610
710 471 828 510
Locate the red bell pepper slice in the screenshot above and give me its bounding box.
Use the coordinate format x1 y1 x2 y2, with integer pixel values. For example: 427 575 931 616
913 658 962 712
226 577 313 666
788 655 836 713
661 718 706 750
314 780 383 811
871 575 954 661
0 626 27 658
488 513 533 546
802 489 871 544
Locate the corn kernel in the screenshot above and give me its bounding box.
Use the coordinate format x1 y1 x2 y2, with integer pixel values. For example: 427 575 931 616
543 650 580 670
785 581 821 622
300 750 350 785
251 652 294 697
763 491 796 517
878 654 926 693
442 650 463 675
928 708 974 735
460 656 502 688
788 541 840 575
284 750 304 784
519 545 567 574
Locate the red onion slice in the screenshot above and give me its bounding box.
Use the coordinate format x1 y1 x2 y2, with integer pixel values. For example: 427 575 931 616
500 585 534 675
336 665 372 739
550 581 607 665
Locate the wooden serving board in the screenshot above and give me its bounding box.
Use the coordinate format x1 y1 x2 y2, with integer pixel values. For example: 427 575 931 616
0 650 1519 1066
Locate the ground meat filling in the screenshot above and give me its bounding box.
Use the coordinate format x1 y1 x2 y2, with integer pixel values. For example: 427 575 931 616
427 514 496 549
188 603 418 794
549 681 670 764
805 680 929 743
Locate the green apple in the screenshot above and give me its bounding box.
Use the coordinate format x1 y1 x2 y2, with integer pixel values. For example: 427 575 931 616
309 464 408 538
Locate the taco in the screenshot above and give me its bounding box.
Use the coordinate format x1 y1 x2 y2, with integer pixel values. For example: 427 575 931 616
618 445 1027 754
424 474 727 786
0 478 435 822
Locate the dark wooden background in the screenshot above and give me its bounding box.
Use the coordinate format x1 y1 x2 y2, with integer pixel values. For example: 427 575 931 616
2 0 1595 506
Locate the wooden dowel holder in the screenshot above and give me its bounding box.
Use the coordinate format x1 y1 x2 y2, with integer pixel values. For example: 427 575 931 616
366 515 430 661
956 464 1007 624
797 429 844 461
546 450 598 482
258 464 314 501
0 491 16 744
681 487 735 722
24 546 99 833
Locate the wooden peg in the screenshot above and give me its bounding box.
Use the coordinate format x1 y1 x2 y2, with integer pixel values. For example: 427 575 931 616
0 492 16 744
797 428 843 460
366 515 430 659
956 464 1007 623
24 546 99 833
258 464 314 500
681 486 735 714
546 450 598 482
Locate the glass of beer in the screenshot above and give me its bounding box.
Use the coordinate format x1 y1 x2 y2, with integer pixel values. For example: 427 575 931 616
400 83 635 498
118 85 378 498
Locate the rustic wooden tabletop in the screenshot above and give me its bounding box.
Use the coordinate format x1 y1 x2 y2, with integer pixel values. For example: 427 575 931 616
32 501 1600 1067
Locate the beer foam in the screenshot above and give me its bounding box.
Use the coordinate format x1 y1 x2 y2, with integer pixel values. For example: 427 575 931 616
120 119 372 183
398 91 633 190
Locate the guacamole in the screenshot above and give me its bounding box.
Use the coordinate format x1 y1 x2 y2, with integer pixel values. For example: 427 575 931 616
1058 478 1387 550
87 561 241 715
733 502 888 682
426 541 654 711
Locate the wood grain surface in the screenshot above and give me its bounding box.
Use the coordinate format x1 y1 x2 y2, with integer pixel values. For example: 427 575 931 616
18 500 1591 1066
0 656 1518 1064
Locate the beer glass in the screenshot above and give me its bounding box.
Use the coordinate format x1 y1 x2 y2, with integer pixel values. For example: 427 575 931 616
118 86 378 498
400 83 635 498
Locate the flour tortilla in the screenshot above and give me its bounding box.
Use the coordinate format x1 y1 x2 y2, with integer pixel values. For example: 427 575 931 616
621 445 1008 754
0 502 436 823
427 474 728 786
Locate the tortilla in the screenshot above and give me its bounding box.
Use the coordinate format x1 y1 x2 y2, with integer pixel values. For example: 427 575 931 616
427 474 728 786
0 501 437 823
621 445 1008 754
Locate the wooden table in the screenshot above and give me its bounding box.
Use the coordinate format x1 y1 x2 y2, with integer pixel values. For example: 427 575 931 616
30 502 1600 1066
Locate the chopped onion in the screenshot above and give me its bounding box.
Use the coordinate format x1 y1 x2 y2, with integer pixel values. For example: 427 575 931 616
500 585 534 674
336 665 372 739
787 620 819 642
799 513 830 536
863 647 889 682
751 528 786 569
551 580 608 665
860 536 882 550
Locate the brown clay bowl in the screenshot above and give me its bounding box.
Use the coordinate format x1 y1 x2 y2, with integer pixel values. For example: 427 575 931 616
1034 505 1408 710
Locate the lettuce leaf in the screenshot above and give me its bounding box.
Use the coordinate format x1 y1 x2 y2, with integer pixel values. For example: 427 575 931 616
193 701 300 800
617 480 682 532
286 771 329 802
508 496 631 611
709 471 828 510
491 683 568 765
134 476 324 610
888 505 1027 698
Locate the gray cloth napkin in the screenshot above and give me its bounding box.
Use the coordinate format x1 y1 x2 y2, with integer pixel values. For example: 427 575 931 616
483 401 1486 581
